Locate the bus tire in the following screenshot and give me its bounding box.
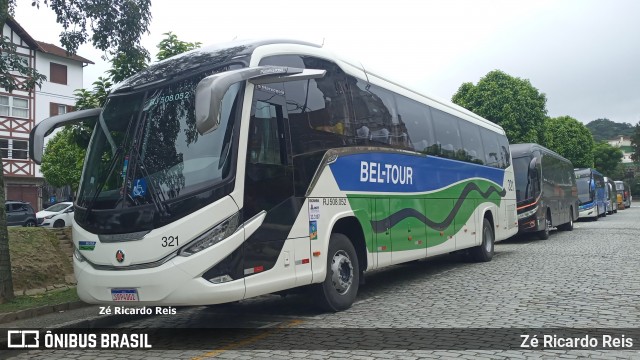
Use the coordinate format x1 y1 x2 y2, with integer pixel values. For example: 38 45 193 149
538 209 551 240
312 233 359 312
469 218 494 262
558 209 574 231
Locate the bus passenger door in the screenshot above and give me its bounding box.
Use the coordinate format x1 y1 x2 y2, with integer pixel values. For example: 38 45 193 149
374 198 392 267
243 86 299 298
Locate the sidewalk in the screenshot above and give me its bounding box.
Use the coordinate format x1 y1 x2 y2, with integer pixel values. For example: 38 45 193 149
2 300 156 329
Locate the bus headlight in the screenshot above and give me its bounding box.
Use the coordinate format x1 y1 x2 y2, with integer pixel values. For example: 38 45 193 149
179 212 240 257
74 248 86 262
517 206 538 220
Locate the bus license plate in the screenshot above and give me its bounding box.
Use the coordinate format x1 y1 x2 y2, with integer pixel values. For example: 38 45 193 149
111 289 139 301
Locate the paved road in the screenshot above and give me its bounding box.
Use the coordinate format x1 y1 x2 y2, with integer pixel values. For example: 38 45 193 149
6 205 640 359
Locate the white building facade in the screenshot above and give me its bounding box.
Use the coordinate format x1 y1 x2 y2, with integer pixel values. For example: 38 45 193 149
607 136 634 163
2 18 92 210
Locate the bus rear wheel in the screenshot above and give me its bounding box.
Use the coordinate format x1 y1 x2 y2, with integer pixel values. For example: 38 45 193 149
468 218 494 262
312 233 359 312
558 209 574 231
538 210 551 240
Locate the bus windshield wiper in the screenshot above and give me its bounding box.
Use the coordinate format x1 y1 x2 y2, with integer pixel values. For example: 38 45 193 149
124 110 170 219
81 147 122 221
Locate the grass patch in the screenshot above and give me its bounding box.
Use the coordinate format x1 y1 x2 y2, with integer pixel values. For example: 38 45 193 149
9 227 73 291
0 288 79 313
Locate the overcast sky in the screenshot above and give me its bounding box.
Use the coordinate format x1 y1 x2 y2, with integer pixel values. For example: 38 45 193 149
13 0 640 125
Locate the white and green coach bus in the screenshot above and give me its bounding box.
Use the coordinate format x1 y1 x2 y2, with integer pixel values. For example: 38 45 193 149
30 40 518 311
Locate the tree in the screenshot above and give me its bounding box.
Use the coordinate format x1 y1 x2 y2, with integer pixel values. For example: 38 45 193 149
631 121 640 163
452 70 548 144
585 118 634 142
593 141 623 176
544 116 595 168
0 0 151 303
156 32 201 61
40 128 85 192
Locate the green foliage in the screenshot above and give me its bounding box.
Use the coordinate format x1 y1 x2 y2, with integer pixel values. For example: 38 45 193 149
452 70 548 144
585 118 634 142
544 116 595 168
40 128 85 192
74 76 112 110
631 122 640 163
106 49 150 83
71 76 112 148
31 0 151 64
0 36 47 93
593 141 623 176
156 32 201 61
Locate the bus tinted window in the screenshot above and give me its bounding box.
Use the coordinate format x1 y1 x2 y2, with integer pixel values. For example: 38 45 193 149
259 55 351 154
350 81 411 148
394 94 435 153
498 134 511 168
480 128 501 168
431 107 462 159
458 120 485 165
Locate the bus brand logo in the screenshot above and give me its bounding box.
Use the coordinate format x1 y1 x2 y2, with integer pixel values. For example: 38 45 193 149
116 250 125 263
7 330 39 348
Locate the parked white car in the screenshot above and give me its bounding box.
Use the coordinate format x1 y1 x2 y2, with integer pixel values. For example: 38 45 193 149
36 202 74 228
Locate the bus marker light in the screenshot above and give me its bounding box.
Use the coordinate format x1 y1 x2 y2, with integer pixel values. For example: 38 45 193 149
313 251 321 257
209 275 233 284
301 258 309 264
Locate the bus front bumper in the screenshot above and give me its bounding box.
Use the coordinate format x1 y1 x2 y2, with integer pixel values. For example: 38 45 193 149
74 230 247 306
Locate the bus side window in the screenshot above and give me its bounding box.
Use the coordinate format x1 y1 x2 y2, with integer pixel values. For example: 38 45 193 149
395 94 435 153
249 101 284 165
431 107 462 160
480 128 501 168
458 120 485 165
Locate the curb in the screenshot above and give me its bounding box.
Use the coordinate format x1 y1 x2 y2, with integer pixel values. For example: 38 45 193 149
0 301 90 325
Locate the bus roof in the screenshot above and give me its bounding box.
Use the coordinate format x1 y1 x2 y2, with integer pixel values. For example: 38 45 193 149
509 143 572 164
112 39 505 135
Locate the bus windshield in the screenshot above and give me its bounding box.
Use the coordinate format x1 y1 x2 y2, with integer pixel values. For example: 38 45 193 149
512 156 532 203
77 67 243 212
576 173 592 204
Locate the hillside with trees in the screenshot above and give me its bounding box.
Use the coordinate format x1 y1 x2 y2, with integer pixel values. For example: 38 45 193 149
586 118 634 142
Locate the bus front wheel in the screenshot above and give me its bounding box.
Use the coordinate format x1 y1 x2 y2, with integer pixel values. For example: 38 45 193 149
312 233 360 312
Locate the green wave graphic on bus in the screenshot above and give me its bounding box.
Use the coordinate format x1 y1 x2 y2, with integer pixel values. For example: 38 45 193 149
347 179 505 252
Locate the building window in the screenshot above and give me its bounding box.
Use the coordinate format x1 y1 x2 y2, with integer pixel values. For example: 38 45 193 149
0 96 8 116
50 62 68 85
50 102 73 116
0 95 29 118
12 140 28 159
0 139 28 159
0 139 8 158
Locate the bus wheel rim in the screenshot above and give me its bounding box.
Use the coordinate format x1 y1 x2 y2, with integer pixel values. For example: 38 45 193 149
484 226 492 253
331 250 353 295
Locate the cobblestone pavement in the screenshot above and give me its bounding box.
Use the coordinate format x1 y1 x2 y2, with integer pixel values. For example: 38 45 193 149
6 205 640 359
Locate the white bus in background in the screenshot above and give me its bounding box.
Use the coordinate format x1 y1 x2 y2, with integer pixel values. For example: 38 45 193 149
30 40 518 311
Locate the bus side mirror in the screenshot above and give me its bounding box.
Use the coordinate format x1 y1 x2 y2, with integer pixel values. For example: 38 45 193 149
195 66 326 135
29 108 102 165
